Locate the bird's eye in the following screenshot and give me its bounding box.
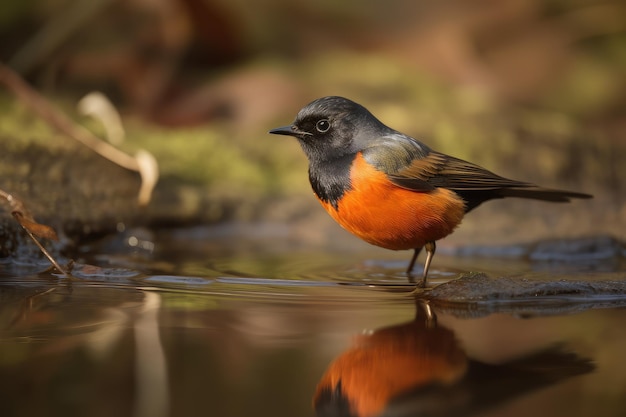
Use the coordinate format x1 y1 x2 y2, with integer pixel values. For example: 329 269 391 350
315 119 331 133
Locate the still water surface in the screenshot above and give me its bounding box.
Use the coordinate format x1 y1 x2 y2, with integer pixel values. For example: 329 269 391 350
1 225 625 417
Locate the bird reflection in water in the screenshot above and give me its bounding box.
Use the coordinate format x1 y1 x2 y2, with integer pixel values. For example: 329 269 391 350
313 301 593 417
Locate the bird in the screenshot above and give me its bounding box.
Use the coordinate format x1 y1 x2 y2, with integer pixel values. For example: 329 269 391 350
313 301 593 417
269 96 592 288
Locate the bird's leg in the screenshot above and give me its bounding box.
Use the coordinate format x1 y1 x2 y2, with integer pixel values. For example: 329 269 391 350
415 300 437 327
406 247 422 283
417 241 436 288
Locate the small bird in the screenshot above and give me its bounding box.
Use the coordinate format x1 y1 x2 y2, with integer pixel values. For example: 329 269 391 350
270 96 591 287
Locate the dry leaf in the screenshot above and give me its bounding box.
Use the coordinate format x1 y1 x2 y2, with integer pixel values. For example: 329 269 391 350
12 211 59 241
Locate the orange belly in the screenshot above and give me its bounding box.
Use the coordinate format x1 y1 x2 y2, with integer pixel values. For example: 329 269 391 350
319 153 466 250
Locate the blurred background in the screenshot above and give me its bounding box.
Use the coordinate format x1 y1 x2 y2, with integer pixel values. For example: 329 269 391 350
1 4 625 417
0 0 624 247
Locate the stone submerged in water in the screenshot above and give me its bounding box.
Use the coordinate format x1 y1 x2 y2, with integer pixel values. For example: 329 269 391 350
426 268 626 318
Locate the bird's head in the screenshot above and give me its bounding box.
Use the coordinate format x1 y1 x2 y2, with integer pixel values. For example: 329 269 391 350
269 96 388 162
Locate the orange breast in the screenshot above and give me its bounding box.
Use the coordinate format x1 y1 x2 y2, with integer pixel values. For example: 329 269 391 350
319 153 466 250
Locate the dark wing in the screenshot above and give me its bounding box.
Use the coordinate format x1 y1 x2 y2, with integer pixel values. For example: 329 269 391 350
363 136 591 212
388 152 526 188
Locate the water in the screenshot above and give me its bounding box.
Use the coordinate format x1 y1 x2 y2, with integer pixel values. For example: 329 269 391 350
1 224 625 417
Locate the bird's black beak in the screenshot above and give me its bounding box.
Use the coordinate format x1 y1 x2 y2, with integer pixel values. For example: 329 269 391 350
269 125 298 137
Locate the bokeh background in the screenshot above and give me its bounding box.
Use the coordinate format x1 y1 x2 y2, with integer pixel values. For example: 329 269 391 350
1 4 626 417
1 0 624 248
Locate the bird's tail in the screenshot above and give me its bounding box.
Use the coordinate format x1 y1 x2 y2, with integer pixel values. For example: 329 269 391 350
500 187 592 202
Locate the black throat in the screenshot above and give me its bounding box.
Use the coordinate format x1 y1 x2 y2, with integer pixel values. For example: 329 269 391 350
308 154 355 210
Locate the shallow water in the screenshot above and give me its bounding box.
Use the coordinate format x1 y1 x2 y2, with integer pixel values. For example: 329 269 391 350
1 225 625 417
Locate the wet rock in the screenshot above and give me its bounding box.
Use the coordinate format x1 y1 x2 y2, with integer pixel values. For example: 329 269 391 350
426 272 626 318
0 132 142 261
430 272 626 300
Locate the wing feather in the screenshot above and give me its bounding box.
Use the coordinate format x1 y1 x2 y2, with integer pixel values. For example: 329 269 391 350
362 136 590 212
385 149 534 192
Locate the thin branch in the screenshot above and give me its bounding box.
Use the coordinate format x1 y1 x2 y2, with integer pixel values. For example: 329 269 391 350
0 62 140 172
2 189 66 274
12 212 68 276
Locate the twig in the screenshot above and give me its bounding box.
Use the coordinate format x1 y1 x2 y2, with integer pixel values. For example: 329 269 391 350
0 62 140 172
0 63 160 205
2 188 67 275
12 212 68 276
